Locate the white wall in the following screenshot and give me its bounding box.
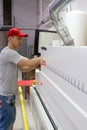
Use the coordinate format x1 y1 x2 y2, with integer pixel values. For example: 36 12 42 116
13 0 38 48
0 0 38 56
0 0 3 15
0 0 3 25
14 0 37 28
0 0 38 28
71 0 87 12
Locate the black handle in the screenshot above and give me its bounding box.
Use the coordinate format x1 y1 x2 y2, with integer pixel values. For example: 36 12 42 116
41 46 47 50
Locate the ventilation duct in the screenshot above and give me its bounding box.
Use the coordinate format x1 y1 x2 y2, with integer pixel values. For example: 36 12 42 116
49 0 75 46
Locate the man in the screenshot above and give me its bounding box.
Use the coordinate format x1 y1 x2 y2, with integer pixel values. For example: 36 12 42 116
0 27 42 130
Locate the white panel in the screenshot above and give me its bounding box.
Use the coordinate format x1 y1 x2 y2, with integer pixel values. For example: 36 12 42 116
41 47 87 87
35 46 87 130
30 87 55 130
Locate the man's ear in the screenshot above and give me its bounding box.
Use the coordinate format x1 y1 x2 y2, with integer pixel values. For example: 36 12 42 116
8 36 12 41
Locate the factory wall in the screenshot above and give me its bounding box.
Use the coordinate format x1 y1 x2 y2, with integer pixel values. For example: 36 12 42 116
13 0 38 48
0 0 38 57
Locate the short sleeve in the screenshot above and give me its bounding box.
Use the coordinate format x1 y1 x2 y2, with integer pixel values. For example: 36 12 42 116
7 50 22 64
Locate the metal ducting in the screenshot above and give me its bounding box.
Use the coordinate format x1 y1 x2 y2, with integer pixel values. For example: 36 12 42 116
49 0 75 46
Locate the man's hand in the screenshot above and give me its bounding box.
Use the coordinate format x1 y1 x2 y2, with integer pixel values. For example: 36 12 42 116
41 58 46 66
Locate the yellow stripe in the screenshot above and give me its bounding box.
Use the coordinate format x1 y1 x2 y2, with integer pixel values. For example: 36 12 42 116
18 86 29 130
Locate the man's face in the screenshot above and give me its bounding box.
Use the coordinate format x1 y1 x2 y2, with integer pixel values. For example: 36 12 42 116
9 36 23 49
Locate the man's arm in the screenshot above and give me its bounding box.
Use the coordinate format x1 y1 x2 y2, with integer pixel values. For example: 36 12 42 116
17 56 41 72
19 66 33 72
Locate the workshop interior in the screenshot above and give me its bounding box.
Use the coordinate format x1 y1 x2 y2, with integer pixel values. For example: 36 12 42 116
0 0 87 130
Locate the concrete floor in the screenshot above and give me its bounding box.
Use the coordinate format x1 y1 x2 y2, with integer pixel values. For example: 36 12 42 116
14 94 36 130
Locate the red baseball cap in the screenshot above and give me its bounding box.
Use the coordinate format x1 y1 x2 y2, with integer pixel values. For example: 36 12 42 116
7 27 28 37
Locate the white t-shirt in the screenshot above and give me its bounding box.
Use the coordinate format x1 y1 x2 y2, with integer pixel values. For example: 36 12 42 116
0 47 22 96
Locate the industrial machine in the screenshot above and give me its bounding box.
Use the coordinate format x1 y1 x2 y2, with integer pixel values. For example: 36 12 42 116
30 47 87 130
30 0 87 130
